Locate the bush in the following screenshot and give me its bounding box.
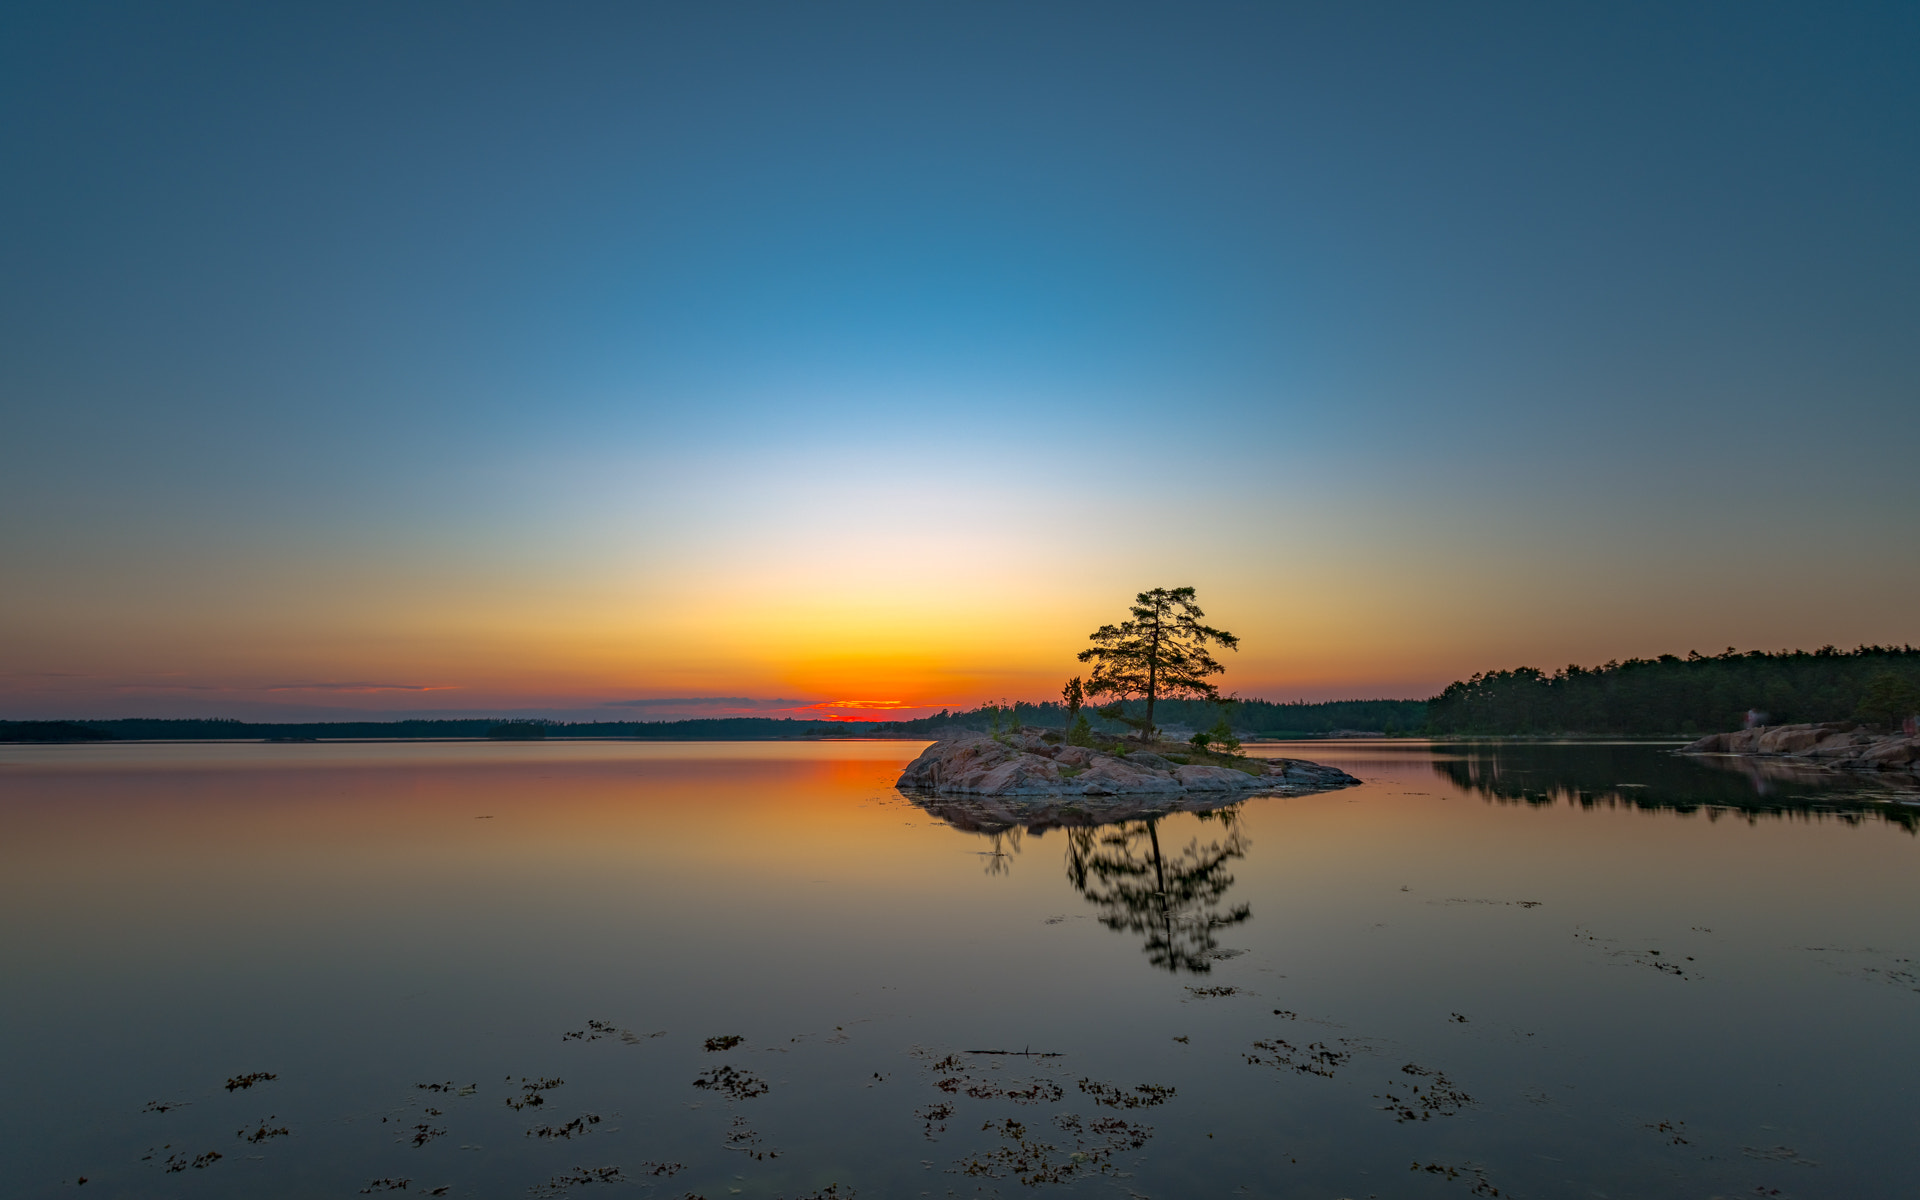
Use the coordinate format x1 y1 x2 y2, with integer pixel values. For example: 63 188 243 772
1857 673 1920 730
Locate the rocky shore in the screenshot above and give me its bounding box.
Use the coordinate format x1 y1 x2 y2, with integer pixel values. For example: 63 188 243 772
1680 723 1920 772
895 728 1361 798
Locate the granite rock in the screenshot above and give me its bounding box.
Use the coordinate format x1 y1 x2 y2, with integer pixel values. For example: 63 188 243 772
896 729 1361 797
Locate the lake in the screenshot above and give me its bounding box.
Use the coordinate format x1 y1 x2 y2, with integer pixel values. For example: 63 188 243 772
2 738 1916 1199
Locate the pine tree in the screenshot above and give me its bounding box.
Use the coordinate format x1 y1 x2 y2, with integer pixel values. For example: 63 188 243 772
1078 587 1238 740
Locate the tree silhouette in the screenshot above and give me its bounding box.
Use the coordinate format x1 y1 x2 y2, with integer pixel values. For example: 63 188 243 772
1079 587 1237 740
1064 808 1251 973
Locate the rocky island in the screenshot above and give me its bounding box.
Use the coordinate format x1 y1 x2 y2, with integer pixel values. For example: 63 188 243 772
897 727 1360 798
1681 723 1920 772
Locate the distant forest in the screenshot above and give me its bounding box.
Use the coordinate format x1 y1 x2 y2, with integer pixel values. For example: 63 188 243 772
1424 646 1920 736
0 717 864 743
5 646 1914 742
871 697 1429 738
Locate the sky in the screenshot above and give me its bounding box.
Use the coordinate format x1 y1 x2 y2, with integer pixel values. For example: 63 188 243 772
2 1 1916 721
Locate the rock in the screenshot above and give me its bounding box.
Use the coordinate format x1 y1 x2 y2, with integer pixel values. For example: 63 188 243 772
1076 758 1183 796
896 729 1361 797
1805 731 1866 758
1174 764 1250 791
1859 737 1920 766
1757 725 1826 754
1678 722 1919 773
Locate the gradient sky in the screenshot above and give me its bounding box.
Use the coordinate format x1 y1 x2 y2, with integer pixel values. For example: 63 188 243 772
3 2 1917 720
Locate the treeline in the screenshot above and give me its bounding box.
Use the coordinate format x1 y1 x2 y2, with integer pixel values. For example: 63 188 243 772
11 646 1911 744
0 717 868 742
1425 645 1920 736
872 696 1429 737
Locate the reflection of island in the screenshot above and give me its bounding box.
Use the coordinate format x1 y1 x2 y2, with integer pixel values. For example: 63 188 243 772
1065 808 1250 974
904 789 1255 972
1435 742 1919 831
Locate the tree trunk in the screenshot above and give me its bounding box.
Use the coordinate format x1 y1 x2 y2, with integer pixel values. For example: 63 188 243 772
1144 612 1161 740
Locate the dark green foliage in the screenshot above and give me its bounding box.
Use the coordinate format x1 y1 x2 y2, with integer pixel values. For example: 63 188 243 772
486 721 548 740
1079 587 1238 738
1426 645 1920 736
1856 672 1920 730
1207 713 1241 754
1435 741 1920 833
877 696 1428 737
1068 711 1095 746
1096 701 1151 737
0 721 114 742
1061 676 1084 726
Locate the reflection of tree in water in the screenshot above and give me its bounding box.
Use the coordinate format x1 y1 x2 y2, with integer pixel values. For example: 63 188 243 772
1435 743 1920 832
980 827 1021 875
1065 807 1250 973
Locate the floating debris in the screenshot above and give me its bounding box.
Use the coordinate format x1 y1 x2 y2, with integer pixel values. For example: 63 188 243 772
957 1113 1152 1185
224 1072 277 1092
935 1074 1064 1104
359 1178 411 1193
1449 1012 1470 1023
1411 1160 1502 1195
408 1123 446 1148
506 1077 565 1110
564 1020 640 1043
531 1165 625 1195
1646 1119 1690 1145
141 1100 185 1114
639 1161 684 1176
915 1103 955 1138
964 1048 1063 1058
1077 1079 1175 1109
692 1065 768 1100
238 1119 290 1144
703 1035 744 1052
156 1148 223 1173
1378 1064 1473 1122
1246 1039 1353 1079
1185 986 1238 997
725 1114 778 1160
528 1115 601 1140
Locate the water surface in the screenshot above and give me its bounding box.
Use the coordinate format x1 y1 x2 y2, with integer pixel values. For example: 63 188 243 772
2 738 1915 1199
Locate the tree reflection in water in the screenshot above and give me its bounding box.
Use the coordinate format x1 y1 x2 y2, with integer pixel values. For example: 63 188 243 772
903 791 1258 970
980 827 1021 876
1064 807 1250 974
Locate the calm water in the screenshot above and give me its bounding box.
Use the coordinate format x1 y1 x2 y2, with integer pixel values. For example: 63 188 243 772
2 739 1916 1200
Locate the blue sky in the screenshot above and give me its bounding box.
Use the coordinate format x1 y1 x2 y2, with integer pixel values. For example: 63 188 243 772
2 2 1916 718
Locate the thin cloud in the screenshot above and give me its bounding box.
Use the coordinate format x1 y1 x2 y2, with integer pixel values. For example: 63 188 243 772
601 697 814 711
266 682 461 693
